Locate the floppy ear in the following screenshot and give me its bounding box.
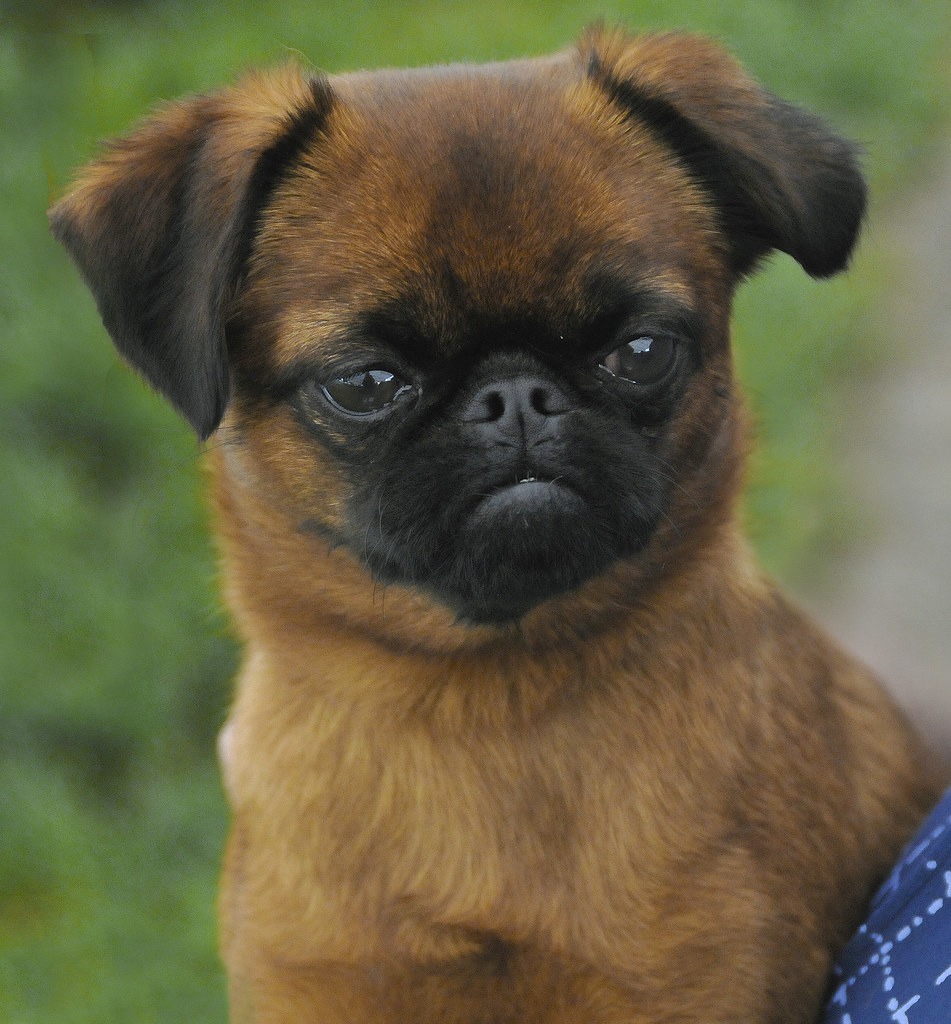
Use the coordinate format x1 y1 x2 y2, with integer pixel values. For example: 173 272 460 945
49 68 333 439
584 29 867 279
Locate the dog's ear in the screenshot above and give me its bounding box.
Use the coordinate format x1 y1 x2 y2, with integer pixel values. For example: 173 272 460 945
49 68 333 439
583 29 866 279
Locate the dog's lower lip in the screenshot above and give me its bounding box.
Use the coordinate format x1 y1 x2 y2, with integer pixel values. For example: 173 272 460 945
500 474 562 490
484 478 572 501
472 478 580 519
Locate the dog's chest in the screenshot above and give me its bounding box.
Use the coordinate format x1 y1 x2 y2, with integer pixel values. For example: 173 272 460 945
226 657 683 954
303 703 592 921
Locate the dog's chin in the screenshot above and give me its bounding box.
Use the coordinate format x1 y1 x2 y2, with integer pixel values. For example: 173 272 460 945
380 480 655 626
451 480 589 624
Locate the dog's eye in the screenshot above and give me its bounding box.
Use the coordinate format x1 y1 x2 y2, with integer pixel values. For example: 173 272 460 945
321 369 415 416
601 335 677 385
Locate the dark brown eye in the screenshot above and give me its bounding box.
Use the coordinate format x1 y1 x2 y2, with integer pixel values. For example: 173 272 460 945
321 369 415 416
601 335 677 385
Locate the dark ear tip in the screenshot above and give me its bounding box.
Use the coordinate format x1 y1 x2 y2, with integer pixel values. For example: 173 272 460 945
104 318 231 440
762 101 869 278
798 154 868 279
166 366 231 441
193 403 227 442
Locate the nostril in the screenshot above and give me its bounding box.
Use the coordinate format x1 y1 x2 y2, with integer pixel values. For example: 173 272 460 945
531 386 568 417
462 389 507 424
484 390 506 422
530 387 550 416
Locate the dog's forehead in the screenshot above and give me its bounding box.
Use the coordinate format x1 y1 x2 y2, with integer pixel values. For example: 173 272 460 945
251 60 719 363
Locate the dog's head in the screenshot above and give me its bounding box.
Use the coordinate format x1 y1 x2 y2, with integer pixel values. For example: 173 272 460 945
50 30 865 634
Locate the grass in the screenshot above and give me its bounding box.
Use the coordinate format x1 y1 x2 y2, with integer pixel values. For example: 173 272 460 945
2 1 949 1019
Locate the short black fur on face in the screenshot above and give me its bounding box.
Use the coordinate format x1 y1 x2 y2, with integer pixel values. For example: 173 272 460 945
288 290 700 624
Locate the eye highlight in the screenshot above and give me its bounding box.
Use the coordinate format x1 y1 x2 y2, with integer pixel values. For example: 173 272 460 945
601 334 678 385
321 369 416 416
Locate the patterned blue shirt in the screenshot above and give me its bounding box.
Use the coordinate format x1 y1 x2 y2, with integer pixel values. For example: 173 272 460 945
823 787 951 1023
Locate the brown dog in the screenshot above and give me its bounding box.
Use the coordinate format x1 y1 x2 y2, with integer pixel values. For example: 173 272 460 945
51 27 942 1024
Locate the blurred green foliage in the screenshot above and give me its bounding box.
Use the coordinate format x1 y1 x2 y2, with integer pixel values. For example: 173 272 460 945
1 1 949 1019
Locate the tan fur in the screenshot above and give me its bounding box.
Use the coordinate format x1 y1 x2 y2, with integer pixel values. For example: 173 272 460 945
50 28 943 1024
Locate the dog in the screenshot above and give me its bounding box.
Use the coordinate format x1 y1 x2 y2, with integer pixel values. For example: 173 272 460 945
50 27 944 1024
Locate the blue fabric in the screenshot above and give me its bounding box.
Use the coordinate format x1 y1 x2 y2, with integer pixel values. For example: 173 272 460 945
823 788 951 1023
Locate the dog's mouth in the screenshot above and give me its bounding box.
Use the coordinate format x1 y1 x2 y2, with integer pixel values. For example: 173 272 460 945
443 470 592 623
469 472 582 527
484 466 575 496
355 453 663 626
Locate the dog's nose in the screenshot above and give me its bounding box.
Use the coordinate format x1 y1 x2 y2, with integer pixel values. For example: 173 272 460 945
460 375 571 436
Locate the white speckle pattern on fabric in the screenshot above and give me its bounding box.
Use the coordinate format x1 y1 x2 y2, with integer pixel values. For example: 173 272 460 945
824 788 951 1023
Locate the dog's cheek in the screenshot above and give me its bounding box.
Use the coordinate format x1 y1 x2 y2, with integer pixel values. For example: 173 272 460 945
660 362 745 534
218 402 355 542
343 429 479 583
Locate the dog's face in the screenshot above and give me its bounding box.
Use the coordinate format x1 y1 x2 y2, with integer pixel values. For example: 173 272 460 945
228 63 731 626
50 30 865 633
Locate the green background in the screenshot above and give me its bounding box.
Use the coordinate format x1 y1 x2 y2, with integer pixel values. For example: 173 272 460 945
2 2 949 1019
